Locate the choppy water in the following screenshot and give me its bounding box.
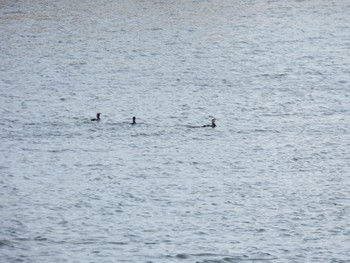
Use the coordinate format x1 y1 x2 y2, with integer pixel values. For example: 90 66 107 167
1 0 350 262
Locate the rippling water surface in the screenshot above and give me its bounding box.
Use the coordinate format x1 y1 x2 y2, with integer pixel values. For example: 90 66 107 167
1 0 350 262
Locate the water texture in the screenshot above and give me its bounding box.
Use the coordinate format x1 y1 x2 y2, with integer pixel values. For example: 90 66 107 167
1 0 350 262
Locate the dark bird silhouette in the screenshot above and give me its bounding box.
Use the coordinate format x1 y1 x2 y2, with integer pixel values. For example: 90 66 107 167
202 118 216 128
91 113 101 121
132 116 136 125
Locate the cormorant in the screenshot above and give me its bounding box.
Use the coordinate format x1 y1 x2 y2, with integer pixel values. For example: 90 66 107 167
202 118 216 128
91 113 101 121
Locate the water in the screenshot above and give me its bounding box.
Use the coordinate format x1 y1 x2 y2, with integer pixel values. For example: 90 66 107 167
1 0 350 262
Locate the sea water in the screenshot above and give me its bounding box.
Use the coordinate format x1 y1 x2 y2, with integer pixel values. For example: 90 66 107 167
1 0 350 262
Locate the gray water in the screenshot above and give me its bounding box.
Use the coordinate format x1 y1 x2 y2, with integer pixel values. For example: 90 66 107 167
1 0 350 262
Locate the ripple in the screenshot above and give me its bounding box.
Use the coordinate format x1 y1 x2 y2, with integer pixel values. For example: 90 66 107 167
1 0 349 262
